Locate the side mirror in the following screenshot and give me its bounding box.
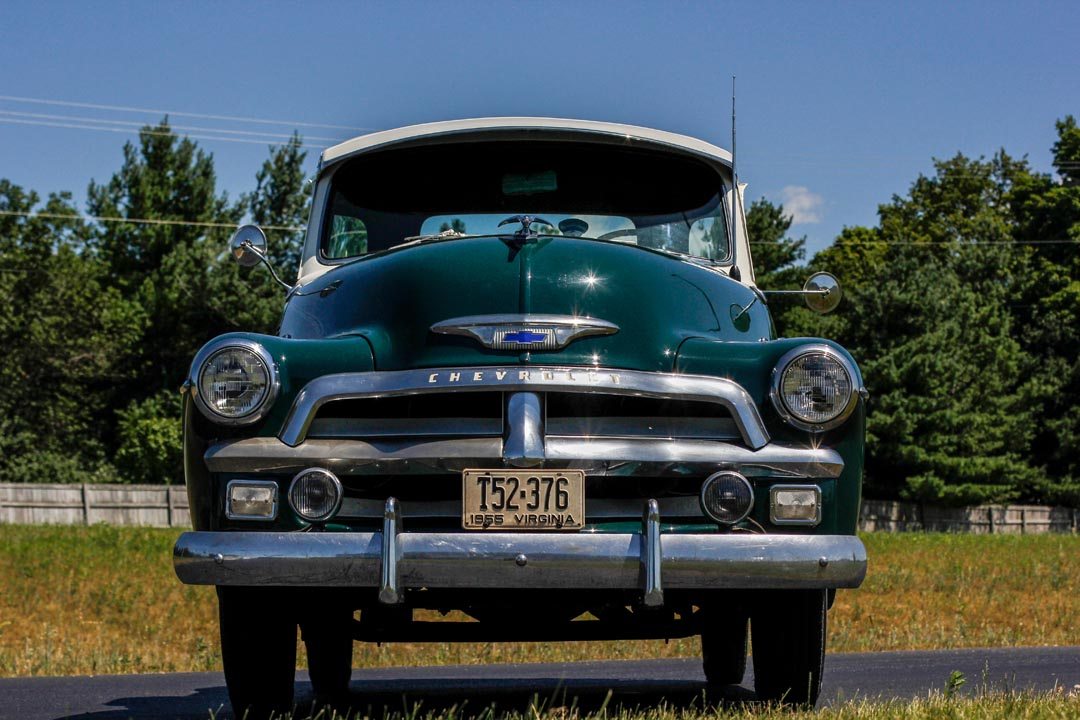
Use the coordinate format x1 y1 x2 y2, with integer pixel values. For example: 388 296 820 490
803 272 842 314
230 225 268 267
228 224 293 291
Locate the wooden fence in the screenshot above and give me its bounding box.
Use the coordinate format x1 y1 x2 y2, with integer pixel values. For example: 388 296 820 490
0 483 189 527
859 499 1079 534
0 484 1076 533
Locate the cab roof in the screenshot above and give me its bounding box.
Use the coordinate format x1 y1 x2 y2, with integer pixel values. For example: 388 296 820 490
319 117 733 172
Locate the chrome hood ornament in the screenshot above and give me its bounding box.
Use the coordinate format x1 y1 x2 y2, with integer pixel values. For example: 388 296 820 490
431 314 619 351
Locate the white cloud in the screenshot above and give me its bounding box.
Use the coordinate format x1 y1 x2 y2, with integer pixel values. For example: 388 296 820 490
780 185 824 225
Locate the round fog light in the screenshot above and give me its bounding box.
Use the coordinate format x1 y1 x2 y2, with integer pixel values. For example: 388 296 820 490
700 471 754 525
288 468 342 522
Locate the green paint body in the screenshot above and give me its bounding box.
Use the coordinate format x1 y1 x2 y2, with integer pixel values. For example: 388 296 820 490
186 236 863 536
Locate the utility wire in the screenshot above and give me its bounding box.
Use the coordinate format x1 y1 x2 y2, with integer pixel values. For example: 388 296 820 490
0 109 345 144
0 211 1072 244
0 93 374 133
0 117 327 149
0 209 303 233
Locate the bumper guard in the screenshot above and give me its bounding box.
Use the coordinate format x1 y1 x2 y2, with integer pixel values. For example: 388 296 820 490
174 498 867 602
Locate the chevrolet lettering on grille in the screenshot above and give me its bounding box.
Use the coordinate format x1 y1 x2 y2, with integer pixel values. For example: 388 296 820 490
427 368 622 384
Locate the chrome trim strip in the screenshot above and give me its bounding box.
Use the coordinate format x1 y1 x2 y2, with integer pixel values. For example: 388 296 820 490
337 496 709 521
546 416 741 441
279 366 769 449
504 392 544 467
173 531 867 590
204 437 843 479
379 497 402 604
308 417 503 438
642 499 663 606
431 314 619 351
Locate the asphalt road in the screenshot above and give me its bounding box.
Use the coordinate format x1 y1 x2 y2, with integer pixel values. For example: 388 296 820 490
1 647 1077 720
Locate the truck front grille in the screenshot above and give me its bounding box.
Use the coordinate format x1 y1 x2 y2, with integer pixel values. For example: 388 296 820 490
307 391 739 442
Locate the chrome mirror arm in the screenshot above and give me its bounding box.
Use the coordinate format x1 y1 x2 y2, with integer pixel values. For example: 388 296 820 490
757 272 843 315
240 241 294 292
761 288 831 297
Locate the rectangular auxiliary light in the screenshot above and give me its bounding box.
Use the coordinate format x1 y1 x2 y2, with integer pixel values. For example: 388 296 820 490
770 485 821 526
226 479 278 520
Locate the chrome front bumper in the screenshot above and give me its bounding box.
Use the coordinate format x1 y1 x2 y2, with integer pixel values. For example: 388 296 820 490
173 500 866 604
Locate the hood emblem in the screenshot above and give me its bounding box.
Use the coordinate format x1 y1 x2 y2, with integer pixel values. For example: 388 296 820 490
432 314 619 351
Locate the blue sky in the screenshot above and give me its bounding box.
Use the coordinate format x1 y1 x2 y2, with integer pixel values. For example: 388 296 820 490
1 1 1076 255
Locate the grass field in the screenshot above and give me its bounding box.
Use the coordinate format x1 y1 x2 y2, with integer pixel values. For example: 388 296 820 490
0 526 1077 678
251 691 1080 720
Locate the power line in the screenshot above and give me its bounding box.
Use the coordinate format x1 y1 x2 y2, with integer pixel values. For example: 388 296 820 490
0 117 326 149
0 209 303 233
0 109 345 144
0 93 374 133
0 211 1071 244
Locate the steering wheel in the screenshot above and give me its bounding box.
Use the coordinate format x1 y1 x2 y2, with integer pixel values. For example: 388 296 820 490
596 228 639 241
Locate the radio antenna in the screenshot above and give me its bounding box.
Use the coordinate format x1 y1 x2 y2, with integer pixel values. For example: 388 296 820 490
729 75 741 281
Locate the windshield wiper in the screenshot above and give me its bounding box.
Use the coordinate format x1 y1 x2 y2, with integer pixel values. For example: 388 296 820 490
392 227 730 272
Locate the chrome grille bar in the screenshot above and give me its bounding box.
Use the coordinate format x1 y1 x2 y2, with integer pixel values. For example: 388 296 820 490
279 366 769 449
204 437 843 479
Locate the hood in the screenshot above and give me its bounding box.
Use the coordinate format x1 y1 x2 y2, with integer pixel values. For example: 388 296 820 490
279 237 771 372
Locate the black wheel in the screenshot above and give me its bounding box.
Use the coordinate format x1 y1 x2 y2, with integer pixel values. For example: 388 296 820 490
218 587 297 719
750 589 827 707
700 604 749 686
301 599 354 702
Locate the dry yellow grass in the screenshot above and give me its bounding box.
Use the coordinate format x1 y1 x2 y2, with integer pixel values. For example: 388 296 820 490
1 526 1077 677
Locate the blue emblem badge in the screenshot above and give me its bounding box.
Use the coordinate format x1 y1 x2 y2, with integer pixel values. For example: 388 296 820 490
502 330 550 344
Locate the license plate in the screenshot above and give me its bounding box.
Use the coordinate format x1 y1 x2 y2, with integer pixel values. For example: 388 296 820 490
462 469 584 530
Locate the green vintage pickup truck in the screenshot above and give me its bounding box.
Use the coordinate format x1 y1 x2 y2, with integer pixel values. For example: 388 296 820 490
173 118 867 713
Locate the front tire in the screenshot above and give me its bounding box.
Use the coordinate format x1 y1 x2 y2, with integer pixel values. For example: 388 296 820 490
700 604 749 686
301 599 354 702
750 589 827 707
218 587 297 718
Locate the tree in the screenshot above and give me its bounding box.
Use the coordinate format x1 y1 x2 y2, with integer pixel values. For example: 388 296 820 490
745 198 806 287
246 133 310 278
86 121 308 483
826 154 1039 504
1007 116 1080 503
0 181 145 482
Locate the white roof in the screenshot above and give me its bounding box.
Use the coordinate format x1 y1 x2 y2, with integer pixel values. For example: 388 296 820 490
319 117 733 171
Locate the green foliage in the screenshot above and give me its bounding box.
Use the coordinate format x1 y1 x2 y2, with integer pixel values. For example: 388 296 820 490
245 132 310 276
0 116 1076 506
758 118 1080 506
0 181 146 483
0 121 309 484
114 391 183 484
746 197 806 287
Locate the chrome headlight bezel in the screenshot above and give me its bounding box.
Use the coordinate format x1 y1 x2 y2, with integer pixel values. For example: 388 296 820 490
699 470 755 525
190 339 279 425
770 344 859 432
287 467 343 523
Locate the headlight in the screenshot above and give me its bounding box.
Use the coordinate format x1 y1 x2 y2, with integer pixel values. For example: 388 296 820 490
191 340 278 424
771 345 858 431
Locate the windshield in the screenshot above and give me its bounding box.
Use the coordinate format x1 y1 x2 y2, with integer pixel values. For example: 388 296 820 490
322 140 730 262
